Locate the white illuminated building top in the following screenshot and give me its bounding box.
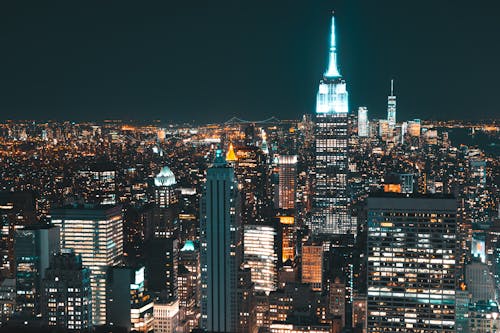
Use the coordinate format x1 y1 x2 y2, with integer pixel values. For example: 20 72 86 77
154 166 177 187
316 14 349 114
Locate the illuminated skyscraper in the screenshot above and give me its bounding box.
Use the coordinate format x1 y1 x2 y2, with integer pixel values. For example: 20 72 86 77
200 149 242 332
357 107 369 137
387 79 396 134
313 12 352 235
153 166 179 239
51 204 123 325
276 155 297 210
367 194 457 332
154 166 178 209
243 224 278 293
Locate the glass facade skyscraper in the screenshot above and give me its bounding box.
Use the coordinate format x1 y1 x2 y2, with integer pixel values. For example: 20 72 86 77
387 79 396 134
312 13 353 235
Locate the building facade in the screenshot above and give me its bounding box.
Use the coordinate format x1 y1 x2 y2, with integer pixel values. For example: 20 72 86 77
51 204 123 325
200 149 242 332
312 13 352 235
366 194 457 332
41 249 92 332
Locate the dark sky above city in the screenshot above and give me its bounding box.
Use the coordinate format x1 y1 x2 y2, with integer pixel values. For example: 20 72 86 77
1 0 499 123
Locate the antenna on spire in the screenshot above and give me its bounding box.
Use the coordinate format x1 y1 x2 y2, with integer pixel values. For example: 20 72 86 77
390 79 394 96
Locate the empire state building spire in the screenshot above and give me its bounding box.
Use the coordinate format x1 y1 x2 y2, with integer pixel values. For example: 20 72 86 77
324 12 341 78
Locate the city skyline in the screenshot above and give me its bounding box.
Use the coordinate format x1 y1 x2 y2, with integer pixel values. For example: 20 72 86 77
0 3 499 333
1 1 500 122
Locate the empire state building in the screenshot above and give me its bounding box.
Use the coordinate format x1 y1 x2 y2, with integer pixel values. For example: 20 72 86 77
312 12 352 235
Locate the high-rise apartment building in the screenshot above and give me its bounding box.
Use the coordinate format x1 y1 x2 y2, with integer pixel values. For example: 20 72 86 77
357 107 369 137
41 249 92 332
312 13 352 235
367 194 457 332
200 149 242 332
51 204 123 325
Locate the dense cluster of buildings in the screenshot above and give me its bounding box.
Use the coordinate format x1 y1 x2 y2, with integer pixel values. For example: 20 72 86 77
0 11 498 333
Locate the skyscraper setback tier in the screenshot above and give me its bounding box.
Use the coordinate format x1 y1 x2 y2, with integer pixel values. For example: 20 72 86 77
366 194 457 332
312 13 353 235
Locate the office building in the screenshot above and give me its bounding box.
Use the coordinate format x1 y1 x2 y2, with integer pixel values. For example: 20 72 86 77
41 249 92 332
357 107 369 137
275 155 298 210
0 278 15 325
279 215 295 264
313 12 352 235
329 277 345 329
51 204 123 325
106 266 154 332
76 164 116 205
178 240 201 332
145 238 178 299
200 148 242 332
407 119 421 137
301 243 323 291
367 194 457 332
14 224 60 318
154 299 179 333
466 259 496 302
468 300 500 333
387 79 396 134
244 224 278 293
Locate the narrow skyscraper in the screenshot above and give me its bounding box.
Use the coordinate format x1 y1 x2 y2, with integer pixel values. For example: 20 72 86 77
200 149 242 332
387 79 396 134
312 12 352 235
357 107 369 137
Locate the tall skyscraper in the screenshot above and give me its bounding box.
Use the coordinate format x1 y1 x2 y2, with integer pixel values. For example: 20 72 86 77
275 155 298 210
357 107 369 137
41 249 92 332
387 79 396 134
51 204 123 325
367 194 457 332
313 12 352 235
200 149 242 332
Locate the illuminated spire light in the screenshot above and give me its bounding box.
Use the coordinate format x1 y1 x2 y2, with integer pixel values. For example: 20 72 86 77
324 13 341 78
226 143 237 162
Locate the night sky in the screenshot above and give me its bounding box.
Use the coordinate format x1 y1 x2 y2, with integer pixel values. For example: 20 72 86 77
1 0 499 123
